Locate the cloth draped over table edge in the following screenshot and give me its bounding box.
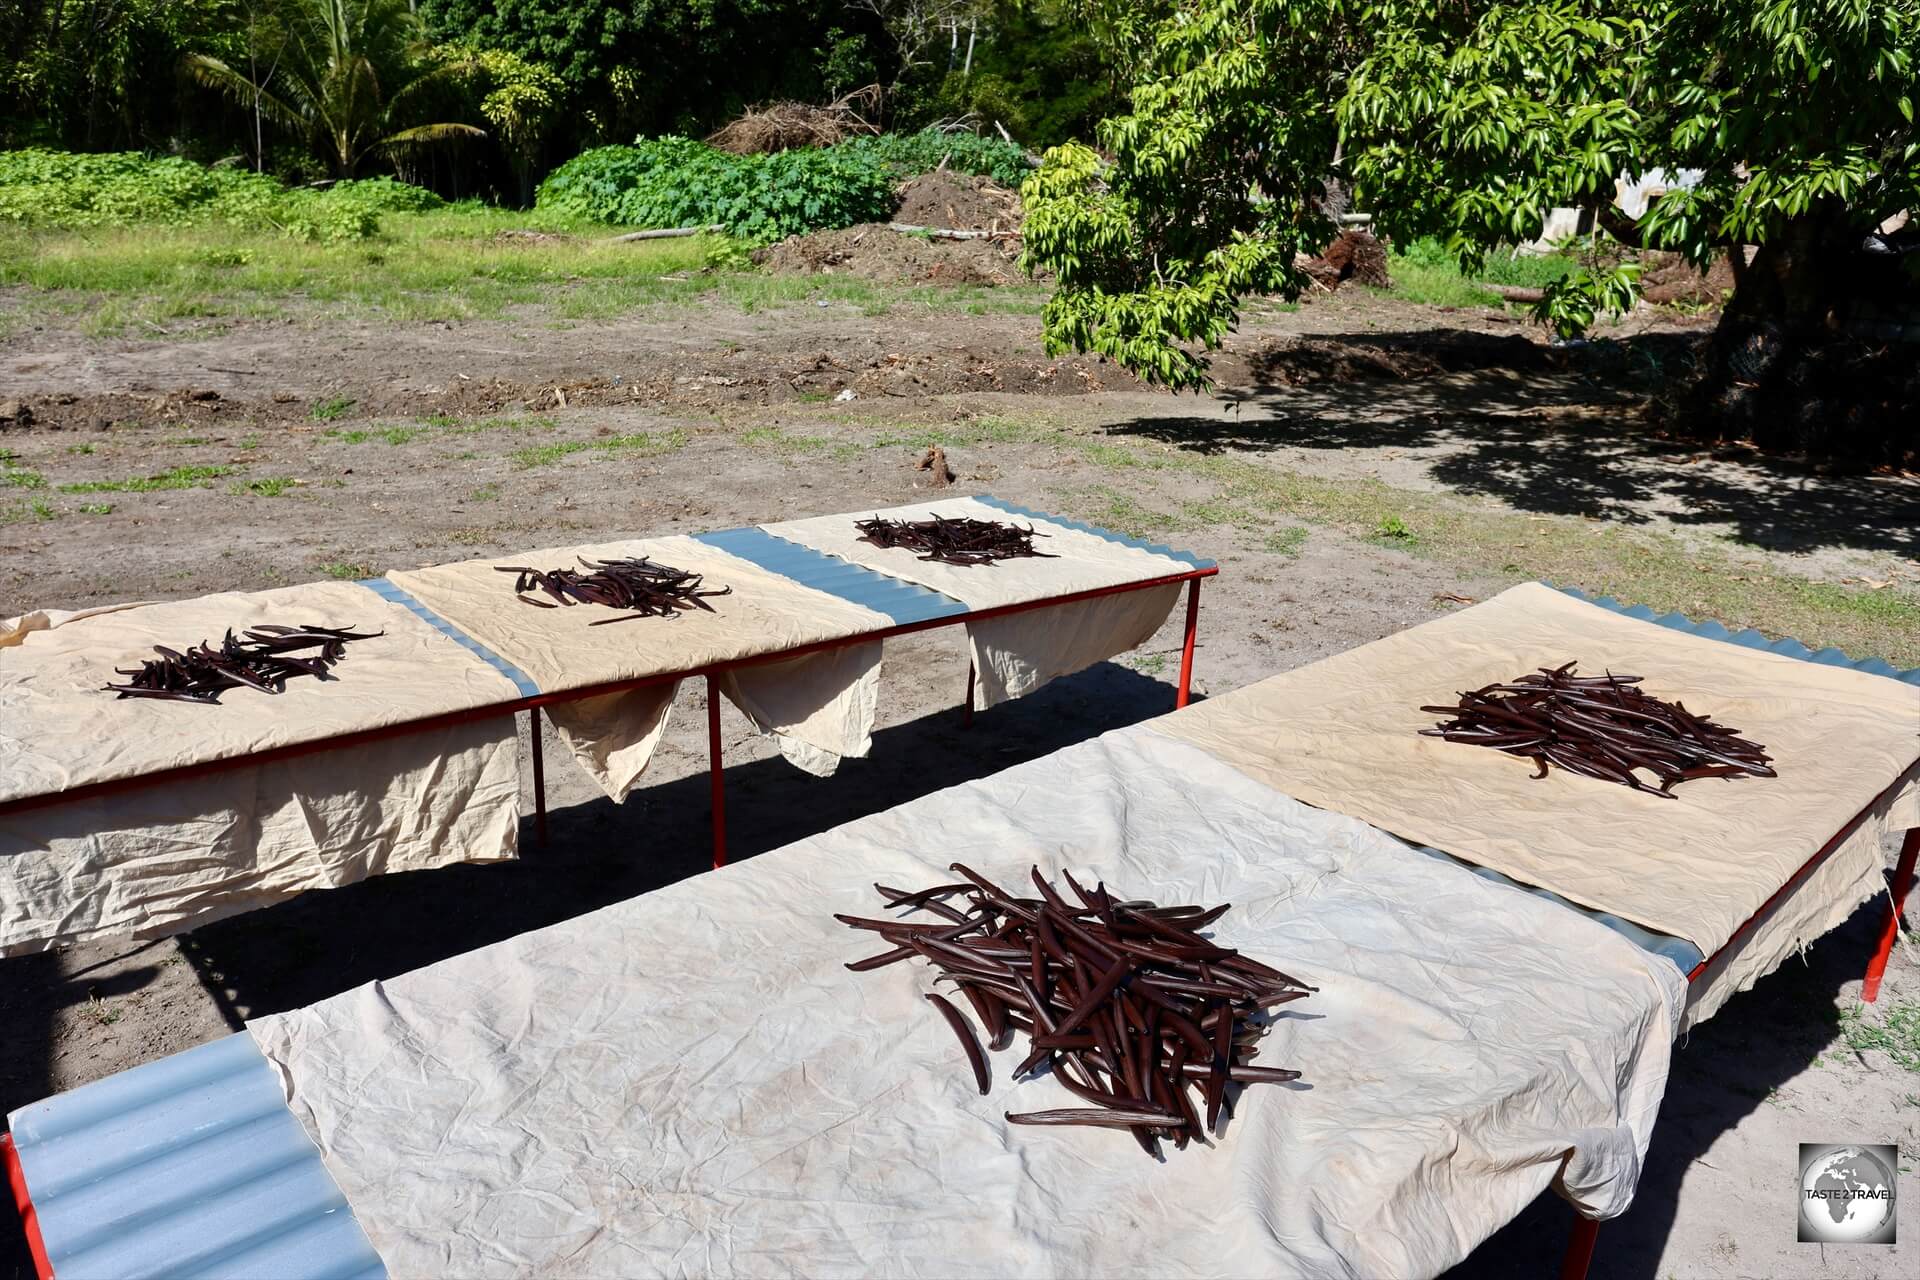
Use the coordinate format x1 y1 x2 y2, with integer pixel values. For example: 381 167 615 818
0 589 527 955
1154 582 1920 985
247 723 1682 1279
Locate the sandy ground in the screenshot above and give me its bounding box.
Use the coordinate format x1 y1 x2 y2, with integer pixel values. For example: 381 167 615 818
2 285 1917 1278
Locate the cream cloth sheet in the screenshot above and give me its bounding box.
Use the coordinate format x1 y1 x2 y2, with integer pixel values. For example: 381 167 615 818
1154 583 1920 1022
386 536 890 797
1 717 519 955
1 582 523 805
764 496 1192 708
0 586 527 952
249 724 1682 1279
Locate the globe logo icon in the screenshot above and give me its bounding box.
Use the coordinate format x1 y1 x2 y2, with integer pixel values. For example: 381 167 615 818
1799 1144 1897 1244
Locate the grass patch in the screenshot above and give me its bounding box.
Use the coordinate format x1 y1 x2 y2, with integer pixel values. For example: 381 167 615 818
309 396 356 422
232 476 297 497
511 428 688 468
2 463 46 489
327 425 422 446
66 442 96 455
1841 1001 1920 1074
1372 515 1419 545
165 435 210 447
0 207 1049 335
1264 526 1309 557
317 560 375 580
77 502 114 515
470 483 501 503
741 427 862 461
57 464 238 493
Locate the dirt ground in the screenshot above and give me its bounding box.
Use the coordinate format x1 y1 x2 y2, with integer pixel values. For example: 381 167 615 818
2 281 1917 1278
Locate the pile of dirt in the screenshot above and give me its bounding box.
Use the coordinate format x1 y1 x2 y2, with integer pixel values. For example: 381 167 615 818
1242 330 1553 387
893 171 1022 232
755 223 1035 287
1639 250 1736 308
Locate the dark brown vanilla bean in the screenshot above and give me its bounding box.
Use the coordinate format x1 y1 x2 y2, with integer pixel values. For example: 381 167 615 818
496 556 729 621
853 514 1058 566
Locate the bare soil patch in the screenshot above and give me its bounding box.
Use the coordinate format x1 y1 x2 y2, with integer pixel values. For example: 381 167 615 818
756 222 1031 287
892 170 1022 231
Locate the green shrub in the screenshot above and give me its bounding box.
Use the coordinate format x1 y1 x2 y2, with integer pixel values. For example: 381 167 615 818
536 137 894 242
0 149 442 239
839 129 1032 186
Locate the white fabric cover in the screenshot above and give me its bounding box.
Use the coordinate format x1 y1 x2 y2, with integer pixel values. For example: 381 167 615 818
968 584 1182 709
720 643 883 777
0 587 527 954
249 724 1682 1279
1 717 519 955
0 583 524 805
387 536 890 797
1154 583 1920 956
765 497 1194 708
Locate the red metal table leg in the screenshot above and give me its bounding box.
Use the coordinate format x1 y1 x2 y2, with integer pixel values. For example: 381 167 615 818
1175 577 1202 709
1559 1215 1600 1280
707 674 727 869
529 707 548 848
962 661 976 729
1864 826 1920 1003
3 1134 52 1280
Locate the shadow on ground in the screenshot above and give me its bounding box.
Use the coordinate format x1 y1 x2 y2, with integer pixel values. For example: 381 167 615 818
1126 329 1920 559
1447 892 1885 1278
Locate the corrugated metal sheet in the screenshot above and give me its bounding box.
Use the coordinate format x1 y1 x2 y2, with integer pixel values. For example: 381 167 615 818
1554 584 1920 685
6 1033 383 1280
692 525 969 625
357 576 539 697
973 495 1217 570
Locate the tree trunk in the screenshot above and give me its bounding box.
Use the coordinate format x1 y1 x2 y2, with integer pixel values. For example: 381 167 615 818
1681 202 1918 469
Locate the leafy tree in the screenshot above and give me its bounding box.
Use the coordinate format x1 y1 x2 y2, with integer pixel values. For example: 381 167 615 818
434 44 567 202
187 0 485 177
1025 1 1920 461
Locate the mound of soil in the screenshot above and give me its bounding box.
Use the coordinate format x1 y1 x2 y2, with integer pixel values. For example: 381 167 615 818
1640 250 1736 308
756 223 1036 287
1243 330 1553 386
893 171 1022 232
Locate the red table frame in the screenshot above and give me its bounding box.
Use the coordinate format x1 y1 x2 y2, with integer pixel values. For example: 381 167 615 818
0 571 1215 873
1557 787 1920 1280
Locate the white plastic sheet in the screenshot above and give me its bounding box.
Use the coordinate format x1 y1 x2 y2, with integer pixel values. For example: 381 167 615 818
250 724 1682 1279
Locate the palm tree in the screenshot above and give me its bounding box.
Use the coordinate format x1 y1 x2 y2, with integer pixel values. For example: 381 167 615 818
187 0 483 178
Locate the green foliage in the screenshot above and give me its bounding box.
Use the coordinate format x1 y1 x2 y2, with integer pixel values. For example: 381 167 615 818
0 149 441 239
839 129 1032 185
1030 0 1920 387
186 0 486 177
57 465 239 493
536 137 895 241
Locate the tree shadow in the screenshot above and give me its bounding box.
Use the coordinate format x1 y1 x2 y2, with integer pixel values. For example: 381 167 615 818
1114 329 1920 558
169 661 1184 1025
1446 886 1894 1278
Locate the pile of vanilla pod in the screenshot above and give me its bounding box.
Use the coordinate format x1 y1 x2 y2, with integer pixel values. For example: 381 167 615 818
496 556 731 623
839 864 1311 1156
1422 660 1775 798
105 624 381 704
853 514 1056 566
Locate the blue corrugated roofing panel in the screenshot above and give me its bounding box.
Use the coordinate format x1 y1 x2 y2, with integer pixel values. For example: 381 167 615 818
973 495 1216 570
1407 842 1704 973
694 525 970 626
1553 584 1920 686
6 1033 383 1280
356 577 539 697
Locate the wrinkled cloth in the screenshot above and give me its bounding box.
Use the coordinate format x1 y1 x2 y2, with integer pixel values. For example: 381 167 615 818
250 724 1682 1279
1155 583 1920 965
0 583 522 805
764 496 1191 708
387 536 889 796
1 718 519 956
0 586 526 953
